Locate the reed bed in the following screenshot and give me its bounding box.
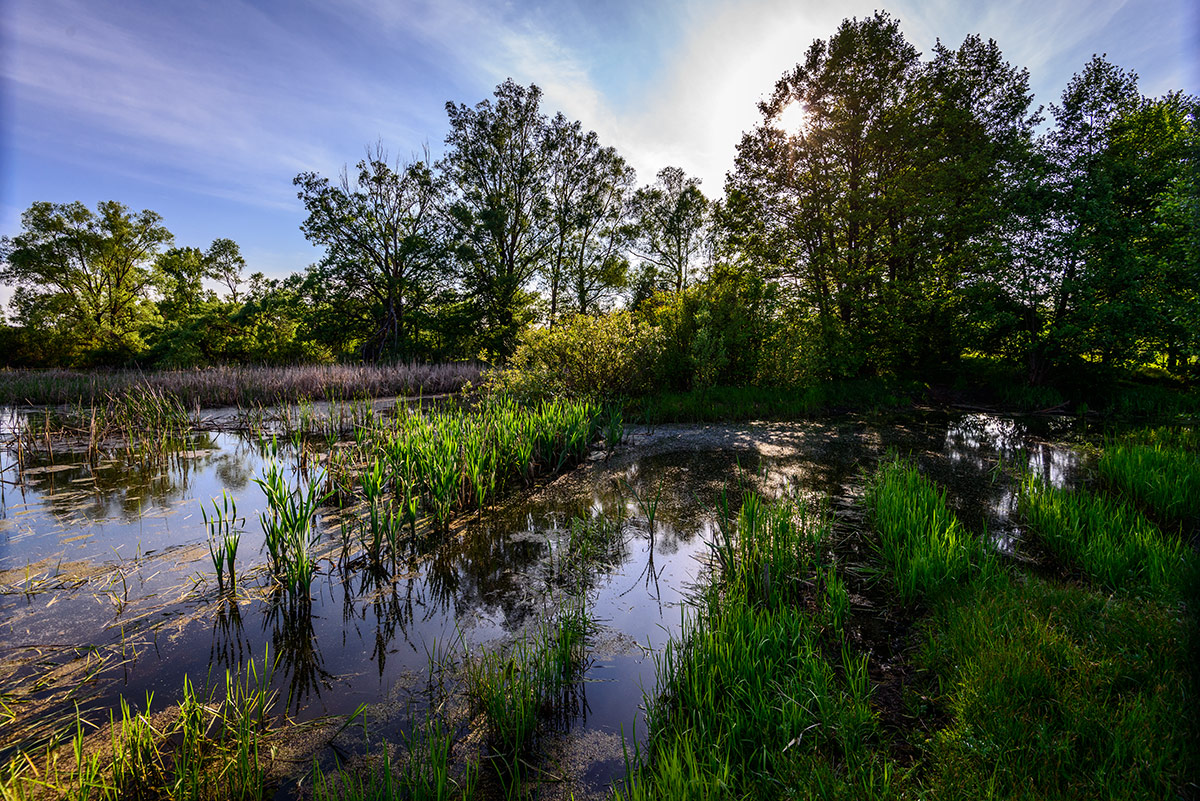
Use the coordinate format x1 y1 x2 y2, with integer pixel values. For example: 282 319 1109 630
0 363 484 408
864 458 996 605
0 655 278 800
463 603 590 765
620 494 896 799
1020 477 1190 600
328 396 602 557
1097 428 1200 530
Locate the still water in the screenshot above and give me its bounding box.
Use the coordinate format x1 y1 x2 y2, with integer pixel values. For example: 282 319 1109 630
0 406 1085 796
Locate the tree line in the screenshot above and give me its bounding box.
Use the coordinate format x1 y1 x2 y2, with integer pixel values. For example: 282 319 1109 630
2 12 1196 387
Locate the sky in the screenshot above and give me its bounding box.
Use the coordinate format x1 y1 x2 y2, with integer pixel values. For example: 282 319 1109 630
2 0 1197 302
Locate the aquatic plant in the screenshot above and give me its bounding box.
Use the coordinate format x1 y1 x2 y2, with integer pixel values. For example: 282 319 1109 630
1020 477 1189 600
1097 428 1200 529
254 461 330 594
0 653 278 800
202 491 243 592
865 458 995 605
463 603 590 764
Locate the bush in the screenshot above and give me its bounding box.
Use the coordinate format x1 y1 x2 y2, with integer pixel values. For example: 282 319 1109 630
494 311 663 401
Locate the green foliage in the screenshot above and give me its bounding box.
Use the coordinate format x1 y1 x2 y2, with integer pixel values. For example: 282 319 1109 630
865 458 997 605
623 494 895 800
1 201 172 365
496 311 663 401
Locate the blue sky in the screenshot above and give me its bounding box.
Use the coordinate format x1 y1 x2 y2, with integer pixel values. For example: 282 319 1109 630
2 0 1197 300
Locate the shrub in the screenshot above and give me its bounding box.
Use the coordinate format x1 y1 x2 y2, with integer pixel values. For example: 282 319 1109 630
495 311 664 401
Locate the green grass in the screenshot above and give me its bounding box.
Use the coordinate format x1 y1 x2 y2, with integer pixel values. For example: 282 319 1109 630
463 603 590 767
916 575 1196 800
619 493 902 800
1097 428 1200 530
865 458 997 606
0 655 278 800
311 712 475 801
1020 478 1189 601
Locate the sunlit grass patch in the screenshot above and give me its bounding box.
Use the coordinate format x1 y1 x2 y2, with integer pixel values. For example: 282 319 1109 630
620 492 897 799
865 458 996 606
1097 428 1200 530
0 655 279 800
1019 478 1189 601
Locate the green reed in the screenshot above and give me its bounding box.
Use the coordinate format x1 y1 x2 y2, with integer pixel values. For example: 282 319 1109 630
865 458 996 605
202 491 243 593
254 462 330 594
463 603 590 766
0 653 278 800
1020 476 1189 600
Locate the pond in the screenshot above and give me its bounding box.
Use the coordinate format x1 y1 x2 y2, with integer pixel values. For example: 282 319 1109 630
0 404 1086 798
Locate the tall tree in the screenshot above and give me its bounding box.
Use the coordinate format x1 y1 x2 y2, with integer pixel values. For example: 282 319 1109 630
442 79 552 360
726 13 1038 376
1 200 172 363
542 112 636 323
628 166 709 295
295 146 445 360
205 238 246 303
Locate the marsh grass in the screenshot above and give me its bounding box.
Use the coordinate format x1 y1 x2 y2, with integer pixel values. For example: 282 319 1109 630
916 575 1197 799
1020 477 1189 600
254 462 330 594
311 712 476 801
865 458 996 606
202 492 243 593
620 493 896 799
463 603 590 770
0 364 483 408
1097 428 1200 530
0 654 278 800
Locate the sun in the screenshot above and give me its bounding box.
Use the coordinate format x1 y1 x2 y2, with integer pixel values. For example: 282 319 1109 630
773 101 807 136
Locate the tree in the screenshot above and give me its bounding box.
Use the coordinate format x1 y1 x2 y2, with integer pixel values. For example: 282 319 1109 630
442 79 553 361
542 112 636 323
1 200 172 364
154 246 209 321
628 166 709 295
295 145 445 360
206 238 246 303
725 13 1039 377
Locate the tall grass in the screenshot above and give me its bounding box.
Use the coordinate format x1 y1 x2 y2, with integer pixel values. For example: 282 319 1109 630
1097 427 1200 529
865 458 996 605
326 396 601 548
202 492 243 592
916 575 1196 799
0 363 483 408
619 493 897 799
0 654 278 800
463 603 590 767
1020 477 1189 600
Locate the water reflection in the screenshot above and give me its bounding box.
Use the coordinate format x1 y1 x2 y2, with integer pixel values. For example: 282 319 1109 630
1 404 1099 794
